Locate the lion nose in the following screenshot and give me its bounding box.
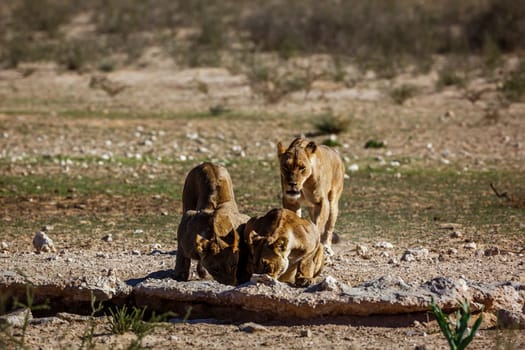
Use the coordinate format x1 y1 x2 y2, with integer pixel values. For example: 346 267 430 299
288 181 297 187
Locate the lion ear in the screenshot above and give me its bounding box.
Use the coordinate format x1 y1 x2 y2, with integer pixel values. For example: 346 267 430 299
195 235 210 255
305 141 317 155
277 141 286 158
274 237 289 252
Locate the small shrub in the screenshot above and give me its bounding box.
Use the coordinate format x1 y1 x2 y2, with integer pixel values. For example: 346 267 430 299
501 62 525 102
437 69 465 89
430 299 483 350
312 113 350 136
364 140 385 149
322 138 341 147
390 84 418 105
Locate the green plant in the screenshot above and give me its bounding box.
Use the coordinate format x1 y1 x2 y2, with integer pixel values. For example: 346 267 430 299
430 299 483 350
312 113 350 136
501 62 525 102
364 140 385 149
321 138 342 147
390 84 418 104
437 69 465 89
0 282 49 349
79 293 104 350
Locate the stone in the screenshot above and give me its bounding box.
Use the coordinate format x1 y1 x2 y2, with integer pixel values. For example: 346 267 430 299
300 329 312 337
0 308 33 327
238 322 268 333
356 244 368 256
33 230 56 253
401 248 429 262
450 231 462 238
464 242 477 250
374 242 394 249
0 241 8 252
497 309 525 329
484 246 500 256
102 234 113 242
447 248 458 255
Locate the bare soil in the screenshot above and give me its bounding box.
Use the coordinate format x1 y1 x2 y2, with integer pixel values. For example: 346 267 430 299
0 61 524 349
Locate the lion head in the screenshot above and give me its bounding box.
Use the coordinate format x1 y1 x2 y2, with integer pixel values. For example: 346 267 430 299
277 138 317 200
195 230 240 286
246 233 289 279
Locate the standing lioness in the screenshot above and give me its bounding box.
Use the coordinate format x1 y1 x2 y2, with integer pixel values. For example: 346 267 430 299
174 162 250 285
277 138 345 255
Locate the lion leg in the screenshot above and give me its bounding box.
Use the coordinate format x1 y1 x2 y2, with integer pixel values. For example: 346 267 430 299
174 250 191 281
295 246 324 287
196 261 209 279
322 200 339 252
311 200 331 253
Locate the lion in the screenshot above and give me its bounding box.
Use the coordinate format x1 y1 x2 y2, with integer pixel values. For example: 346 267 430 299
174 162 250 285
244 208 324 287
277 138 345 255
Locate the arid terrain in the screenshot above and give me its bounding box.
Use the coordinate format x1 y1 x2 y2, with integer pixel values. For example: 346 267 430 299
0 53 524 350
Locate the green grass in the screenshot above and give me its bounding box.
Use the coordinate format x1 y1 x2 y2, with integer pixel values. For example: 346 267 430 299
1 158 523 248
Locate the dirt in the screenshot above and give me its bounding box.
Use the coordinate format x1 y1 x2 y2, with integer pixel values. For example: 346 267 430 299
1 61 525 349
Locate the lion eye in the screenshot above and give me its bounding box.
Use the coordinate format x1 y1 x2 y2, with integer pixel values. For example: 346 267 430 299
299 166 306 172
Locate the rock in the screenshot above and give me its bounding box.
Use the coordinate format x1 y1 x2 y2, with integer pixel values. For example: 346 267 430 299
374 242 394 249
102 234 113 242
250 273 280 286
464 242 477 250
450 231 462 238
238 322 268 333
356 244 368 256
484 246 500 256
131 250 141 256
388 257 399 264
33 230 56 253
0 241 8 252
447 248 458 255
347 164 359 172
300 329 312 337
497 309 525 329
0 308 32 327
401 248 429 262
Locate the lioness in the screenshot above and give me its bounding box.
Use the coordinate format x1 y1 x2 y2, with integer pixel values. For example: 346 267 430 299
244 208 324 287
277 138 345 255
174 162 250 285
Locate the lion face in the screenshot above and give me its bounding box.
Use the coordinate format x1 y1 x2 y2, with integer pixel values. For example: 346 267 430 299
196 233 240 286
247 233 289 279
277 139 317 200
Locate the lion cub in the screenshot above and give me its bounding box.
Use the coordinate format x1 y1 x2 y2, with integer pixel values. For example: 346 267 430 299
277 138 345 255
174 162 250 286
244 208 324 287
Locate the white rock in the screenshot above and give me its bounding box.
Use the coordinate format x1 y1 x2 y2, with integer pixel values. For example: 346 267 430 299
401 248 429 262
464 242 477 250
348 164 359 172
133 229 144 235
1 241 8 251
102 234 113 242
131 250 141 256
186 132 199 140
390 161 400 167
0 308 32 327
447 248 458 255
374 242 394 249
450 231 462 238
356 244 368 256
33 231 56 253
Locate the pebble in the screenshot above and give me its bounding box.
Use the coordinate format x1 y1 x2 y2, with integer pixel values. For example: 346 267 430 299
238 322 268 333
484 246 500 256
374 242 394 249
447 248 458 255
450 231 462 238
102 234 113 242
131 250 141 256
133 229 144 235
33 230 56 253
1 241 8 252
348 164 359 172
300 329 312 337
464 242 477 250
356 244 368 256
0 308 33 327
401 248 429 262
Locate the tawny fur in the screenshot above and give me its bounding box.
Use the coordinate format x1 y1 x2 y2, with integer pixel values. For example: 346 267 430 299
277 138 345 253
174 162 250 285
244 208 324 287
